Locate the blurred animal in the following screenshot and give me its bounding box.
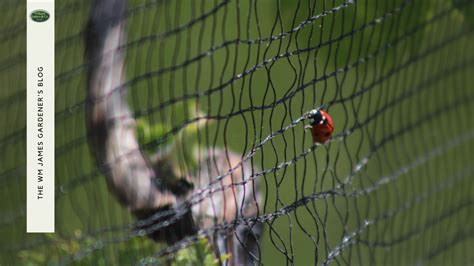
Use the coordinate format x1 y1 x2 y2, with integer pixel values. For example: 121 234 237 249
84 0 262 264
192 149 263 264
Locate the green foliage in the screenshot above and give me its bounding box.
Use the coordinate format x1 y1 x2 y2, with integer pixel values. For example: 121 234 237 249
16 231 159 265
172 237 230 266
136 101 212 174
17 232 81 265
453 0 474 28
136 118 173 153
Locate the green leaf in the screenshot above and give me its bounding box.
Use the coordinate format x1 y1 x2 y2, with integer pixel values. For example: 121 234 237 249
171 236 227 266
136 119 173 152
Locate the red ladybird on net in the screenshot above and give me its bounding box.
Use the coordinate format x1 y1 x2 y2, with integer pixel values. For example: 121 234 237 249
306 109 334 144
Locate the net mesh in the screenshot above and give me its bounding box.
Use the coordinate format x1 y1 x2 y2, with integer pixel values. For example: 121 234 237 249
1 0 474 264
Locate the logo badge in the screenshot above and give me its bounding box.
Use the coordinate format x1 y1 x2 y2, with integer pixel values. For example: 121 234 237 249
30 10 50 22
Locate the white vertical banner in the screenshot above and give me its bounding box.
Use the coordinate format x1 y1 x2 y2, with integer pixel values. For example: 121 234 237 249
27 0 55 233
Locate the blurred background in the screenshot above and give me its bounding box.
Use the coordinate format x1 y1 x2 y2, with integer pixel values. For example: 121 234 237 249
1 0 473 264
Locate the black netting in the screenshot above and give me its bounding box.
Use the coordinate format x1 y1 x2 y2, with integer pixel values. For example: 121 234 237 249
1 0 474 265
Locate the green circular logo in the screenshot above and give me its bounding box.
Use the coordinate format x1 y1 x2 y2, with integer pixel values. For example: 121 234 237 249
30 10 50 23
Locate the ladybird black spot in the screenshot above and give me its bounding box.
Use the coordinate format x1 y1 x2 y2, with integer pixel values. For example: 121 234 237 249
309 110 323 123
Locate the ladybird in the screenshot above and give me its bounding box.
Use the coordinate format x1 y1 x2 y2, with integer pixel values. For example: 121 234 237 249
306 109 334 143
